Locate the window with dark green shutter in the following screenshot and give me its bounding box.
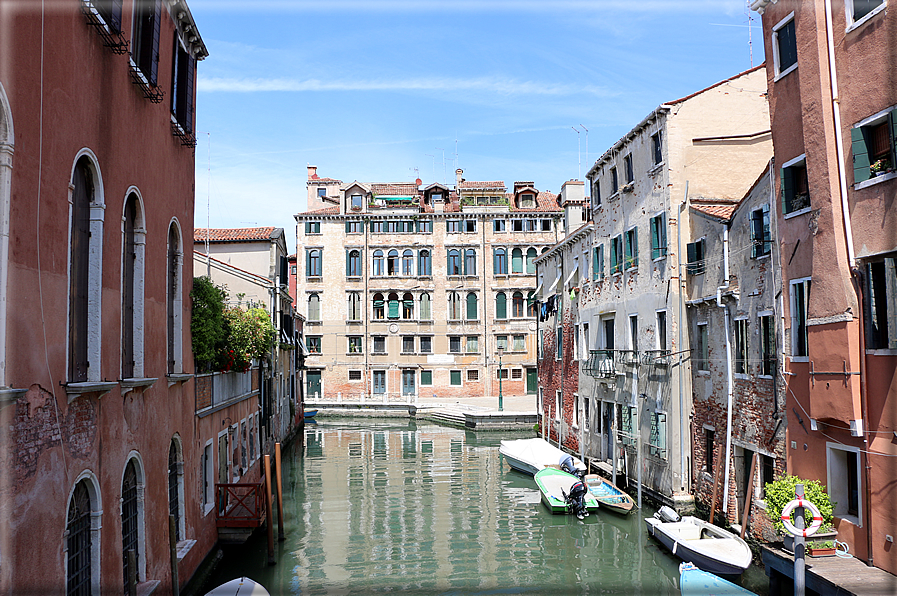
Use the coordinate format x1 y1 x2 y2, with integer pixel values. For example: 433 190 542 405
852 109 896 185
773 16 797 77
650 214 667 260
624 227 638 269
450 370 462 386
466 293 477 320
686 239 705 275
388 295 399 319
751 206 771 258
495 292 507 319
781 158 810 214
132 0 161 85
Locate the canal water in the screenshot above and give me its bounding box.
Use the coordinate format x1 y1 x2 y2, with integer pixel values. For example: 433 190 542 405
202 419 769 595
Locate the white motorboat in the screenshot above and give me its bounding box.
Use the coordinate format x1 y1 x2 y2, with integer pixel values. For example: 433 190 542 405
204 577 270 596
499 437 586 476
645 507 753 576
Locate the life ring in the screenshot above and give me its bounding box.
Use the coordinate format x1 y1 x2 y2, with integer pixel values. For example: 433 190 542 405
781 498 824 537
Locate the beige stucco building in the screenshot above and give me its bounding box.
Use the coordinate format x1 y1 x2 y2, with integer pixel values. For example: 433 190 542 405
295 167 564 403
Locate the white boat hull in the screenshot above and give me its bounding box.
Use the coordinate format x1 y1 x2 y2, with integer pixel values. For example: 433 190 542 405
645 516 752 576
499 438 586 476
204 577 271 596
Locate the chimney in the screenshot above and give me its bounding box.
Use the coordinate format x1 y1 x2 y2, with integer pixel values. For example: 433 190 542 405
307 165 318 180
561 180 585 234
455 168 464 190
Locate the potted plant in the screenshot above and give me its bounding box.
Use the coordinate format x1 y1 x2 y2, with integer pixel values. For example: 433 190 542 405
764 474 836 552
870 157 891 177
807 539 836 557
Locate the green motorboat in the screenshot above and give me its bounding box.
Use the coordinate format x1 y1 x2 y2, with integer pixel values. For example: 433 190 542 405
534 468 600 515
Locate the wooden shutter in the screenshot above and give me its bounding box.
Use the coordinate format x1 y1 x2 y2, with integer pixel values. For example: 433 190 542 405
149 0 161 86
851 127 870 184
345 251 351 276
781 166 794 211
686 241 696 275
388 298 399 319
122 197 136 379
496 293 506 319
69 161 92 382
110 0 123 32
886 258 897 350
890 109 897 169
185 53 195 132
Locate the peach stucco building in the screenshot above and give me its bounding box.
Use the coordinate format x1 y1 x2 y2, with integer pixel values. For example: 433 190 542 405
753 0 897 576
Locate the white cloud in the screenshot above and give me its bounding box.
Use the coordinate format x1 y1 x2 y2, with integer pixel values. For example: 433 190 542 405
199 76 612 97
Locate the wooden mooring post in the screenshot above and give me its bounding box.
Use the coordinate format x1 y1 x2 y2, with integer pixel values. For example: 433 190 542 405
708 447 724 524
276 442 285 541
127 549 137 596
169 515 179 596
264 454 276 566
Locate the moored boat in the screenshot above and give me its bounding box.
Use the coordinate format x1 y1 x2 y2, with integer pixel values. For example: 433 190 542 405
584 474 635 515
204 576 270 596
499 437 586 476
304 409 318 418
679 562 757 595
645 507 752 575
534 468 600 516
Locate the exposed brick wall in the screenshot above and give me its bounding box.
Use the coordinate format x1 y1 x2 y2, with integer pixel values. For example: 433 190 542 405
538 305 581 453
14 385 98 484
195 375 212 409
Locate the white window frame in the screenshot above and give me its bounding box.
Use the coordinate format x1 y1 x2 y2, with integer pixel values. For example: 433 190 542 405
782 154 811 218
826 442 863 527
772 12 798 81
202 440 214 515
790 277 811 361
846 0 886 32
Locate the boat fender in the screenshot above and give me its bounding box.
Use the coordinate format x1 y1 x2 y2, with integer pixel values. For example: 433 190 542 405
672 541 678 556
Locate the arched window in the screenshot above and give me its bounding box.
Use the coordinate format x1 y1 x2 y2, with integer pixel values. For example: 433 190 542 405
122 194 138 379
306 248 322 277
373 293 385 320
511 248 523 274
526 247 537 274
372 250 384 276
348 292 361 321
419 293 431 320
402 292 414 319
346 249 361 276
387 250 399 276
122 459 141 591
418 250 431 276
512 291 524 317
541 246 550 254
70 157 98 382
167 222 183 374
447 249 461 275
387 292 400 319
0 85 11 389
168 439 184 543
464 249 477 276
448 292 461 320
466 292 478 321
67 478 99 596
527 291 538 317
494 247 507 275
402 250 414 276
495 292 507 319
308 293 321 322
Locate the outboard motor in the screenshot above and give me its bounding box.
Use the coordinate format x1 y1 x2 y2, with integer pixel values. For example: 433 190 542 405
562 479 589 520
559 454 575 475
654 505 681 523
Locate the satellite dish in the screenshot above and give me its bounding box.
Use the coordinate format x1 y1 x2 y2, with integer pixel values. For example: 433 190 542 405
415 178 422 186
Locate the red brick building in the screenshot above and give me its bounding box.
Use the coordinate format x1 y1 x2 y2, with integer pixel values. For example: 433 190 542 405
753 0 897 575
0 1 209 593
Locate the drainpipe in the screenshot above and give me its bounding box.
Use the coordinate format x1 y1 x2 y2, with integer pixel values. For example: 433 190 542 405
677 182 689 492
718 226 735 514
823 0 872 564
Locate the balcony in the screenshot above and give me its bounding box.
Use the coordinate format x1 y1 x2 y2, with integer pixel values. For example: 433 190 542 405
584 350 617 379
195 369 258 414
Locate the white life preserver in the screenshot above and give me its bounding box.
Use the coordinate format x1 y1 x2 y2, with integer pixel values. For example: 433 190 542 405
780 498 824 537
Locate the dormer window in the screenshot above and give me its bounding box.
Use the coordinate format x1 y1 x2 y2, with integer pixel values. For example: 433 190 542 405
317 187 326 198
432 193 443 202
350 194 363 210
520 193 535 209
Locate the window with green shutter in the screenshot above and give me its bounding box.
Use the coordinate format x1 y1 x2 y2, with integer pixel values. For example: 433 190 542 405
495 292 507 319
624 227 638 270
450 370 462 386
750 206 771 258
420 370 433 386
466 292 478 320
852 109 896 185
388 295 399 319
610 236 622 274
650 214 667 260
686 239 705 275
781 156 810 214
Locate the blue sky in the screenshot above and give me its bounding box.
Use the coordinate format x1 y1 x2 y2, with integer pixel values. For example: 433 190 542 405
189 0 765 248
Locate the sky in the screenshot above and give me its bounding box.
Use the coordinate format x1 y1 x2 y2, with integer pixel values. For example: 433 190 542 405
188 0 766 250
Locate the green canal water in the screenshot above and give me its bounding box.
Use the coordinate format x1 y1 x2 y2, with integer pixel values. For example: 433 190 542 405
201 419 769 595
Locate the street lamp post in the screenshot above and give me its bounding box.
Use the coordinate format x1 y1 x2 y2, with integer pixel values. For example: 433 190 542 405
497 345 504 412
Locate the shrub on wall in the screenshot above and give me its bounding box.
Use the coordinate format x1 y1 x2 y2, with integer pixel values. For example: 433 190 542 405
764 474 835 534
191 276 228 373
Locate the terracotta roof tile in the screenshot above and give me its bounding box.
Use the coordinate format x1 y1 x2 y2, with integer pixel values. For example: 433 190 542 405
690 201 739 221
193 227 277 243
370 183 420 196
459 180 506 190
297 206 340 216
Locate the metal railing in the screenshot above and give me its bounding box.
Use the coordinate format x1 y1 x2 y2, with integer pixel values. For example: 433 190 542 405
306 391 418 404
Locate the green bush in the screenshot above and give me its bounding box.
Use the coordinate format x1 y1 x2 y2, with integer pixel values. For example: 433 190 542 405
764 474 835 534
191 277 228 373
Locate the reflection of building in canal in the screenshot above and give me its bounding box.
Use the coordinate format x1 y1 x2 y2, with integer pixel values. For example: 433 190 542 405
301 425 511 589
